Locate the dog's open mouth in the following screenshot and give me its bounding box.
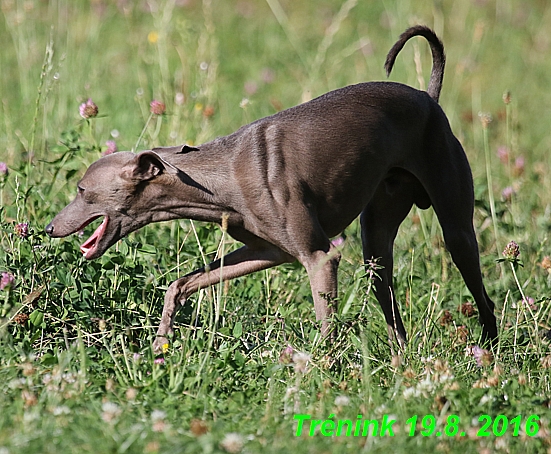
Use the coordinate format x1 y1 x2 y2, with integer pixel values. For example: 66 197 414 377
80 216 108 259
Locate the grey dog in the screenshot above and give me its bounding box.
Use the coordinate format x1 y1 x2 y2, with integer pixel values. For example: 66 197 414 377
46 25 497 352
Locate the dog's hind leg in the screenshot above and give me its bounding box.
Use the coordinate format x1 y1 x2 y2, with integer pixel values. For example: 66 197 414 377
419 143 498 345
429 199 497 344
360 170 425 348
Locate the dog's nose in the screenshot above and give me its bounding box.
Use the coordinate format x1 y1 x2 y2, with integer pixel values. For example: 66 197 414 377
45 223 54 236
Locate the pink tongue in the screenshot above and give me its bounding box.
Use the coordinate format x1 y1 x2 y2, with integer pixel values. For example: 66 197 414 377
80 217 108 258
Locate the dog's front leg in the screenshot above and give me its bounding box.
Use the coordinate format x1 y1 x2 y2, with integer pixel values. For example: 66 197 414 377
154 284 187 353
153 244 293 353
300 247 341 338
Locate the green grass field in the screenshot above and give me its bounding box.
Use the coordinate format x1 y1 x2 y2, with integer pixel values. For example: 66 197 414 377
1 0 551 452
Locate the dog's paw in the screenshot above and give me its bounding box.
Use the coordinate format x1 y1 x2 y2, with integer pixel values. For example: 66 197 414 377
153 336 170 354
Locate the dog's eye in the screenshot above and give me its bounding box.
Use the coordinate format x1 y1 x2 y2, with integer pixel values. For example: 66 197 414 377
77 186 85 195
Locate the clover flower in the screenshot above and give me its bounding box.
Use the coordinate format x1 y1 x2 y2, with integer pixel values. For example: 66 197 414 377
175 92 185 106
292 351 311 374
151 409 168 432
220 432 244 453
331 236 345 247
103 140 117 155
439 309 453 326
0 162 8 176
79 98 98 119
455 326 469 343
541 256 551 273
21 389 37 407
52 406 71 416
334 395 351 407
151 410 166 421
278 345 294 364
459 301 476 317
470 345 493 367
513 156 525 176
101 401 121 423
14 313 29 325
502 241 520 261
126 387 138 400
501 186 514 202
0 272 15 290
14 222 29 239
150 100 166 115
496 146 509 164
190 419 209 436
521 296 536 311
541 355 551 369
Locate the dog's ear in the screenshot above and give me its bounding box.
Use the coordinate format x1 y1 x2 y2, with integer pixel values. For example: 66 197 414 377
178 145 200 153
122 151 180 181
152 144 199 154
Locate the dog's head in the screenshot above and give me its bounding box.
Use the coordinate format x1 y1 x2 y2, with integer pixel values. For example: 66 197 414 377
45 150 180 259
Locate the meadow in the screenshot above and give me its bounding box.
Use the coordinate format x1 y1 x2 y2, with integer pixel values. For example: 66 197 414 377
1 0 551 452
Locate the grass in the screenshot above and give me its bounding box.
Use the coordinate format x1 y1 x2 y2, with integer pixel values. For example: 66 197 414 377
1 0 551 452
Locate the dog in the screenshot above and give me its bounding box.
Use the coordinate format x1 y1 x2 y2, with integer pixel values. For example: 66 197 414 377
46 25 497 352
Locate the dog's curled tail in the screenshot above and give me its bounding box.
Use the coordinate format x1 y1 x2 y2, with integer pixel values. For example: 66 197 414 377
384 25 446 103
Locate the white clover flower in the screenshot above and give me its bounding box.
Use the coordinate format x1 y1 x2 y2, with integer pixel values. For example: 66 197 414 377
101 402 121 423
175 92 185 105
52 406 71 416
8 378 26 389
479 394 494 406
438 373 455 383
402 387 417 399
151 410 167 422
220 432 244 453
151 410 168 433
334 395 351 407
292 352 311 374
23 410 40 423
63 372 77 383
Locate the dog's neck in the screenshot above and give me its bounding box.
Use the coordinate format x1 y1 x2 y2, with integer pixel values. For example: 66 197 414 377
148 139 242 226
